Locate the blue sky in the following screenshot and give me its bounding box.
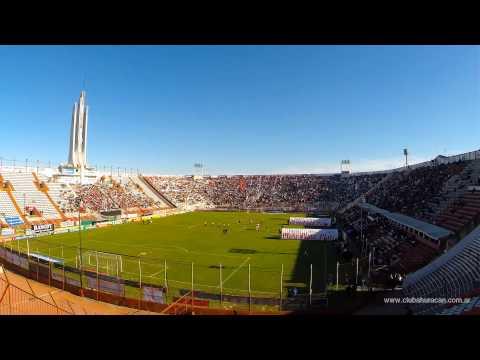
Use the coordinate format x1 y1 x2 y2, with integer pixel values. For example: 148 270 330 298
0 45 478 175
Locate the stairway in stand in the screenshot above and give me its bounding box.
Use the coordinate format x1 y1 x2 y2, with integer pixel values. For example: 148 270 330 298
1 171 61 221
131 175 176 208
32 172 67 221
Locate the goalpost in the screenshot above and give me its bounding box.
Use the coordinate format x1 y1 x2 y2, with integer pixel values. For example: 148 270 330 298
81 250 123 277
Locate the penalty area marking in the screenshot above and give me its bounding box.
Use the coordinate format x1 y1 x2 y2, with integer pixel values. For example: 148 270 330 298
84 238 190 254
219 256 251 288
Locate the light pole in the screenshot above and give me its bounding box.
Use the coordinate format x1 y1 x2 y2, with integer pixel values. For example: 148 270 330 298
340 160 350 174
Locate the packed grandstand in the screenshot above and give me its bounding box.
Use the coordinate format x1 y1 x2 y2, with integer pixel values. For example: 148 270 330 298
1 148 480 315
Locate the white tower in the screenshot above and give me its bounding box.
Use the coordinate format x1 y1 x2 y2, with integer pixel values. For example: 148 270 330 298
67 91 89 169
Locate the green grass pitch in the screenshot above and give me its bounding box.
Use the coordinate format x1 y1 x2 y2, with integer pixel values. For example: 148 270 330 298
16 211 337 302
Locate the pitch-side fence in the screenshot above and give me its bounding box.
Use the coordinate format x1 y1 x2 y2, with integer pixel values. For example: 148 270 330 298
0 238 367 314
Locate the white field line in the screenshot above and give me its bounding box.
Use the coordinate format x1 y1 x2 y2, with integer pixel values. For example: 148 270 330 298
219 257 251 288
187 250 245 259
82 238 190 254
148 268 165 278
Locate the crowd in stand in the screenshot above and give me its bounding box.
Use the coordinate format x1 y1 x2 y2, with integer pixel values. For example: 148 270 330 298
58 177 159 213
207 175 332 209
367 162 467 221
339 206 439 285
145 174 385 210
58 188 78 214
112 178 157 209
145 176 213 208
365 217 437 274
315 174 385 206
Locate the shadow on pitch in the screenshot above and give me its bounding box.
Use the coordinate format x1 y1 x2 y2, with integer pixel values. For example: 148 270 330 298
228 248 297 256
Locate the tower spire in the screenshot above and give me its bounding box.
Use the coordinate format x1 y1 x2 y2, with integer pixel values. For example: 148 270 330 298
67 90 89 169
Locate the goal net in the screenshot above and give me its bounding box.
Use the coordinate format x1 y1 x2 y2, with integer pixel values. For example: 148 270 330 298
80 251 123 277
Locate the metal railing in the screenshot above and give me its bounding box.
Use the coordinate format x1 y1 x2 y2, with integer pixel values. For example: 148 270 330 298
0 265 73 315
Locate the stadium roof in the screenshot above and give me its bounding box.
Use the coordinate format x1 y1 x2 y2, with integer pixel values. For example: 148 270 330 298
403 224 480 288
358 203 453 241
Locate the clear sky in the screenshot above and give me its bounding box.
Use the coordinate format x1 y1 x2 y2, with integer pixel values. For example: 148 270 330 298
0 45 478 175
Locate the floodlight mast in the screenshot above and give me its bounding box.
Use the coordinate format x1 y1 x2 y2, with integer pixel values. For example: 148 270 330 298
340 160 350 174
194 163 205 176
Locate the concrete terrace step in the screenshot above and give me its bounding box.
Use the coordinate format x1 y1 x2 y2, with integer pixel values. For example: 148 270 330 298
456 209 478 217
437 214 468 224
440 223 459 232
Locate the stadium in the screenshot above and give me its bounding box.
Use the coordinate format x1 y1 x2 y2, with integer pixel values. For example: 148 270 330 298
1 47 480 316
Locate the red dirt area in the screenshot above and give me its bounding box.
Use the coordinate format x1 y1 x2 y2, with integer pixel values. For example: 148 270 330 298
0 266 157 315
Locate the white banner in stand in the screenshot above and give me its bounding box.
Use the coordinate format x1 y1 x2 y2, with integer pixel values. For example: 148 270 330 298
143 286 165 304
281 228 338 241
54 228 69 235
86 275 124 295
289 217 332 227
100 279 124 295
66 277 81 287
6 250 15 263
1 228 15 236
52 272 64 282
60 220 74 228
18 256 29 270
11 252 21 266
86 275 96 290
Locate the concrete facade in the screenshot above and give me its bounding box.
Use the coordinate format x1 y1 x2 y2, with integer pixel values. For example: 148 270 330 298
67 91 89 169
